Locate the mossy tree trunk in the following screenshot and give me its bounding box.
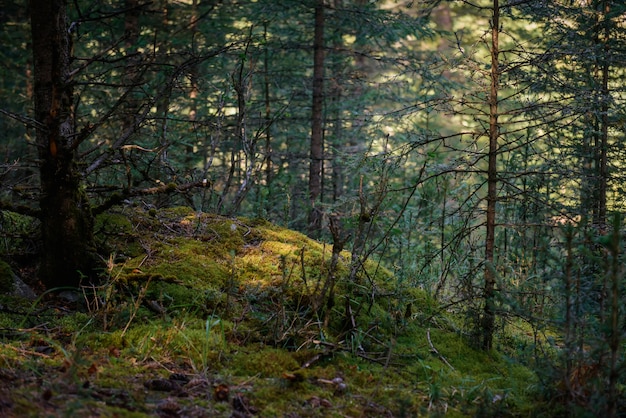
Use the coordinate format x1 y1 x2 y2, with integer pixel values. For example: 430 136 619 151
30 0 97 288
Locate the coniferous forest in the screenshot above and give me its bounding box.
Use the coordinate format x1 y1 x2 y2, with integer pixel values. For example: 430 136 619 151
1 1 625 416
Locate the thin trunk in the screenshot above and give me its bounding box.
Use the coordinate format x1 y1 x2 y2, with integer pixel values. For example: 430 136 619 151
120 0 141 191
597 0 610 229
583 0 610 229
481 0 500 351
218 35 251 214
122 0 140 134
563 227 574 404
308 0 325 233
263 21 272 188
602 7 618 418
230 32 257 214
30 0 97 288
155 0 172 206
156 0 171 185
187 0 199 161
329 0 344 203
607 214 620 418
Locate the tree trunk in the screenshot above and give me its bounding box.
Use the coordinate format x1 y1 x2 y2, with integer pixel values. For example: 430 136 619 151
581 0 610 229
30 0 97 288
263 21 273 190
481 0 500 351
308 0 325 233
596 0 610 229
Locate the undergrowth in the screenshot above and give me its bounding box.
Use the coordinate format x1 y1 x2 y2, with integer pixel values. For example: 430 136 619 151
0 206 547 417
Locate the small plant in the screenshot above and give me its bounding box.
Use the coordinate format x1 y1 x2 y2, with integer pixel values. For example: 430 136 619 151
175 313 226 374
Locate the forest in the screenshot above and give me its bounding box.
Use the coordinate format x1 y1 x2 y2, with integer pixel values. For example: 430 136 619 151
0 0 625 416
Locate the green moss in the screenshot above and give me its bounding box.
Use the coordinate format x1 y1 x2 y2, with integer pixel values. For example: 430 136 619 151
55 312 95 334
232 347 299 378
144 281 226 315
0 211 39 259
95 212 133 233
94 212 142 258
164 205 195 217
0 205 545 416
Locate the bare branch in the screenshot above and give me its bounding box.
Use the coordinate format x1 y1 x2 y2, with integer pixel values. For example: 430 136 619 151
92 180 209 215
0 109 47 132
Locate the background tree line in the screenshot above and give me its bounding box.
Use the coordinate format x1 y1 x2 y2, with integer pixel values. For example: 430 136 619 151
1 0 625 415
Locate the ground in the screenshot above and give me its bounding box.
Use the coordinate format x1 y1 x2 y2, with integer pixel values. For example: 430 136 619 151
0 206 544 417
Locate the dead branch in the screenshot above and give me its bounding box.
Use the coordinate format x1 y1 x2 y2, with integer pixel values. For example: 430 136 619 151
427 328 455 371
92 179 209 215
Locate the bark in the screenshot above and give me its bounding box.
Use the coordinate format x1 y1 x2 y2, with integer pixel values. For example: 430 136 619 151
122 0 141 133
602 7 617 417
30 0 98 288
607 214 620 418
581 0 610 229
329 0 344 203
481 0 500 351
263 22 273 190
308 0 325 233
187 0 199 161
596 0 610 229
120 0 141 190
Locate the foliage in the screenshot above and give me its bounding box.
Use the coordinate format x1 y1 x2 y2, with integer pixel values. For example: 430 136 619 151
0 0 625 415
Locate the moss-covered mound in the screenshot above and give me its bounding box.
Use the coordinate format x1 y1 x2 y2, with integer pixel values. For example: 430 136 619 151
0 206 543 417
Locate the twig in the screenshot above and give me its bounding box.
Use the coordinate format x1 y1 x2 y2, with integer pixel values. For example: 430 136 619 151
0 108 46 131
5 344 52 358
92 179 208 215
373 338 396 397
355 352 403 367
121 275 152 337
427 328 455 371
301 353 322 369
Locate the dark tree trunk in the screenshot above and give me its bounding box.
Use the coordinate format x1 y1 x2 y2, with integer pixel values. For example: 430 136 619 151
30 0 97 288
581 0 610 229
308 0 325 233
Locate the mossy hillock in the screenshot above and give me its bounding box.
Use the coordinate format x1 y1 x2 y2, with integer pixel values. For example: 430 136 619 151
0 206 545 417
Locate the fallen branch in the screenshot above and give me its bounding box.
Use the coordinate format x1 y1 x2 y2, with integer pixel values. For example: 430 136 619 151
92 179 209 215
427 328 455 371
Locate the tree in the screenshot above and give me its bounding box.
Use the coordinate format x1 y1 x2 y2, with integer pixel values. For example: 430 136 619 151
481 0 500 351
22 0 216 288
308 0 326 234
514 1 626 413
30 0 98 288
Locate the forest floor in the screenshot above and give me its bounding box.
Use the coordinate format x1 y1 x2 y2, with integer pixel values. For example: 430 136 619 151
0 206 551 417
